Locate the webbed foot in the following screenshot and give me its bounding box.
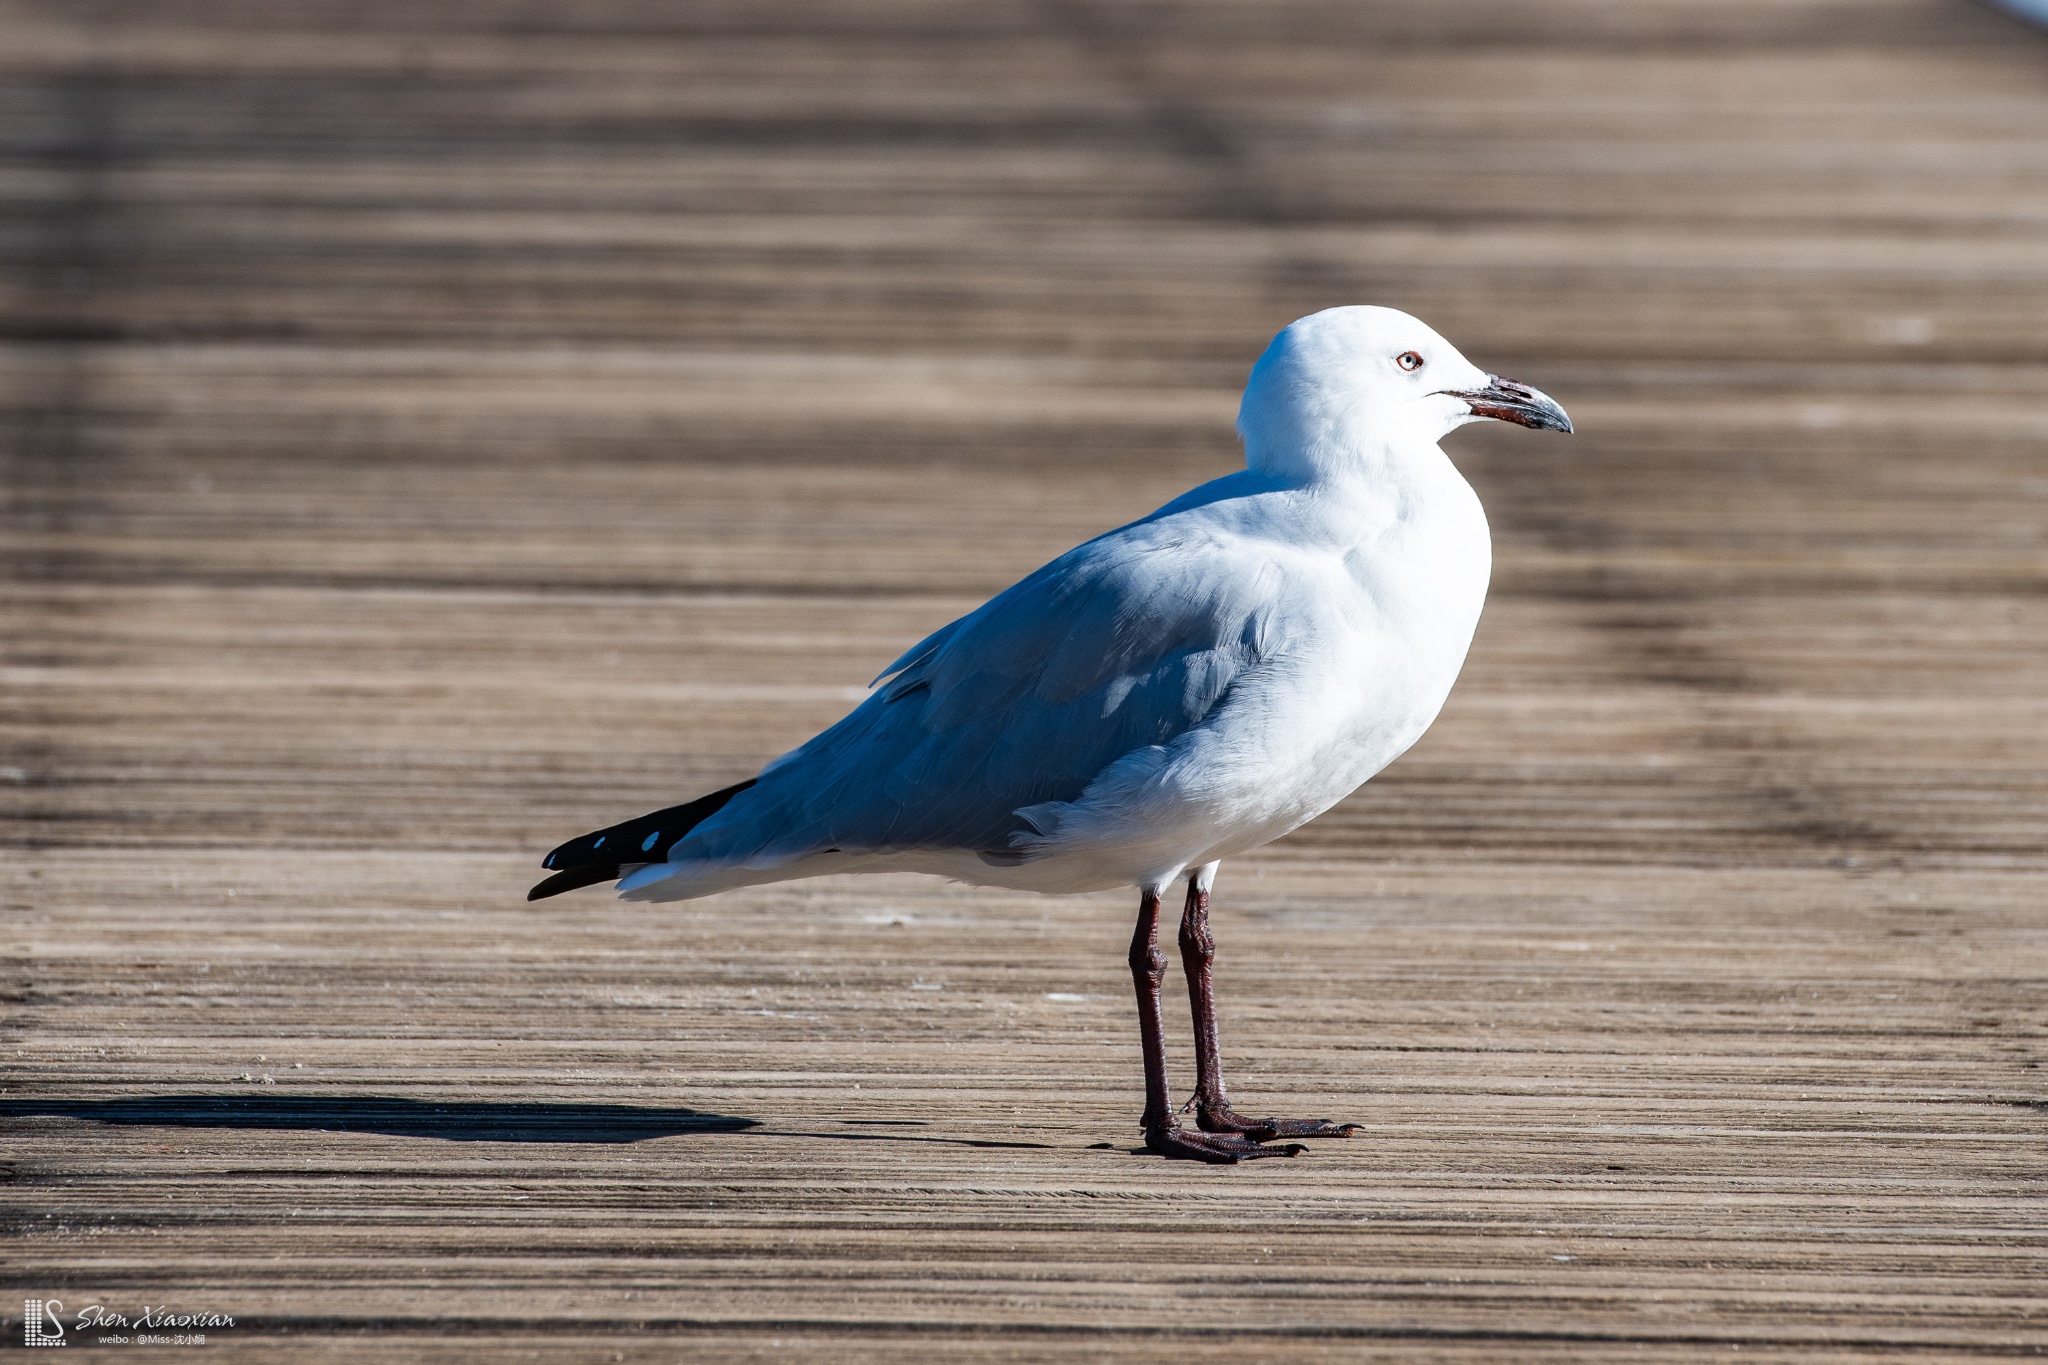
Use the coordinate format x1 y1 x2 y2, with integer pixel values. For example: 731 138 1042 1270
1195 1105 1358 1143
1144 1120 1306 1164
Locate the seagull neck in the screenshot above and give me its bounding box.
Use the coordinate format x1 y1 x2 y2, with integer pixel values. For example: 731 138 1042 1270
1247 428 1452 493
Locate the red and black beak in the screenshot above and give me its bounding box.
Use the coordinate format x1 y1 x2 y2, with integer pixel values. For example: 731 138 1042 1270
1445 376 1572 433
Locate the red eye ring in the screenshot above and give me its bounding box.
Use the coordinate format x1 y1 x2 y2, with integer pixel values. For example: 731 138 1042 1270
1397 351 1425 372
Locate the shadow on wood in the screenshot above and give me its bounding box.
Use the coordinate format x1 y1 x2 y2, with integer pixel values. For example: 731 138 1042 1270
0 1096 759 1143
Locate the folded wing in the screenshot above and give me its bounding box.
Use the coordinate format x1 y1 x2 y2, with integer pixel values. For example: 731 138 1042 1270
664 521 1307 871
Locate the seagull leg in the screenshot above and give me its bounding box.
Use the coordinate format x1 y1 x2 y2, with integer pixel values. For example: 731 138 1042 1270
1129 889 1292 1163
1180 873 1358 1144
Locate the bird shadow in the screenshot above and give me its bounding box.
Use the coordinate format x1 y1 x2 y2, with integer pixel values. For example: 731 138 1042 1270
0 1094 1054 1150
0 1094 755 1144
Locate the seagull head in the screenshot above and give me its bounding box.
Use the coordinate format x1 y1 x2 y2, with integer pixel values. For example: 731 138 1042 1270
1237 306 1570 479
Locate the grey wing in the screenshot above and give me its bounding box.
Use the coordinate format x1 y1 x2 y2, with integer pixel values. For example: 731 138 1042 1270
669 529 1295 865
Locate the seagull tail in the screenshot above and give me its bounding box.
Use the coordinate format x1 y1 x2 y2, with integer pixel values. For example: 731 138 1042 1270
527 778 757 901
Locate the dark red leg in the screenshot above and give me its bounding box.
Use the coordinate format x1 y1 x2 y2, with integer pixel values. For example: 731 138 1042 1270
1129 890 1296 1163
1180 875 1358 1143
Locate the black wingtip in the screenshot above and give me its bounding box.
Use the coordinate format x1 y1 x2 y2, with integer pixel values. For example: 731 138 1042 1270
528 865 622 902
531 778 759 901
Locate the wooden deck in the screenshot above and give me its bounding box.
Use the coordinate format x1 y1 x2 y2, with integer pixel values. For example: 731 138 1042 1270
6 0 2048 1358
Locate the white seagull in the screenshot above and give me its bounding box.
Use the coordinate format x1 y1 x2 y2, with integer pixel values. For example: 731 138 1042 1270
532 306 1570 1163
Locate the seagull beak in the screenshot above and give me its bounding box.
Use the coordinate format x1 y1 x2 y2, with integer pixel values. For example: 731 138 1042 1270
1445 375 1572 433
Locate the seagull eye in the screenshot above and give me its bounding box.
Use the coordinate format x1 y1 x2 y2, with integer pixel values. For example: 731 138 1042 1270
1396 351 1425 372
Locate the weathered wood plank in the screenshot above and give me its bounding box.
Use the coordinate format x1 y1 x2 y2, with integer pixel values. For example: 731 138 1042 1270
4 0 2047 1357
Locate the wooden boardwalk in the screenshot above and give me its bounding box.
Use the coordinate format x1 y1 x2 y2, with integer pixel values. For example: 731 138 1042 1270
5 0 2048 1357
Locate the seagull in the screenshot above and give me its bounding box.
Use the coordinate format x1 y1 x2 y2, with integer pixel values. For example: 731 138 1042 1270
530 306 1570 1163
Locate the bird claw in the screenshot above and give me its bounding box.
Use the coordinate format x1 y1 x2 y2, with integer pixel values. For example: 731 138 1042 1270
1144 1122 1306 1164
